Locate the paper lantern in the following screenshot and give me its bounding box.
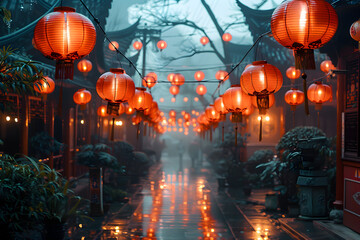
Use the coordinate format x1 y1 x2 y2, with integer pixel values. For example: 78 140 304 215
133 41 143 51
350 19 360 49
73 89 91 110
200 36 209 45
214 95 228 115
215 70 229 81
169 110 176 118
96 68 135 115
172 73 185 86
320 60 335 73
132 115 142 125
286 66 301 80
109 41 119 51
183 112 191 122
157 40 167 51
77 59 92 73
183 97 188 102
167 73 175 83
128 87 153 111
125 103 135 115
240 60 282 114
34 7 96 80
307 82 332 110
194 71 205 81
284 88 305 111
222 33 232 42
169 85 180 96
205 105 220 122
222 85 251 122
143 72 157 88
196 85 207 96
97 105 108 117
34 76 55 95
242 105 254 116
271 0 338 69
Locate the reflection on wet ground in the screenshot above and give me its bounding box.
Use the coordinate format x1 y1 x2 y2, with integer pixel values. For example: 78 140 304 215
98 154 273 240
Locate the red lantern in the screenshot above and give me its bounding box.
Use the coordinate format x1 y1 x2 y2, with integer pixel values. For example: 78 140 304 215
167 73 175 83
34 76 55 95
96 68 135 115
34 7 96 80
132 115 142 125
222 33 232 42
242 105 254 116
109 41 119 51
169 110 176 118
128 87 153 111
133 41 143 51
200 36 209 45
320 60 335 73
183 97 188 102
157 40 167 51
284 88 305 111
240 60 282 115
73 89 91 110
214 95 228 115
77 59 92 74
271 0 338 69
125 103 135 115
215 70 229 81
171 97 176 102
97 105 108 117
184 112 191 122
350 19 360 49
169 85 180 96
172 73 185 86
194 97 199 102
222 85 251 122
159 98 164 103
286 66 301 80
307 82 332 110
205 104 220 122
194 71 205 81
143 72 157 89
251 94 275 109
196 84 207 96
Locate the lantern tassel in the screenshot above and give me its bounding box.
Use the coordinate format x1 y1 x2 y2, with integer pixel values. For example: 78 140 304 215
259 116 263 142
110 118 115 141
302 73 309 115
210 126 212 142
57 80 63 116
136 123 140 140
222 122 224 142
235 123 238 146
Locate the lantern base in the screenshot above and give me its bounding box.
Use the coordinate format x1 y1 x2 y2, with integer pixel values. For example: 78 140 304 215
107 102 120 116
231 112 242 123
56 60 74 80
294 49 315 70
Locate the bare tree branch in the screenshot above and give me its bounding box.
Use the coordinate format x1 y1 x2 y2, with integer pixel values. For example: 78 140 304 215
162 49 216 67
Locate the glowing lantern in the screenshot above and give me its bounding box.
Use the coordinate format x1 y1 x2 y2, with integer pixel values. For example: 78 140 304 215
34 76 55 100
132 115 142 125
157 40 167 51
205 105 220 122
222 85 251 144
200 36 209 45
34 7 96 80
284 88 305 111
242 105 254 116
133 41 143 51
251 93 275 110
169 85 180 96
196 85 207 96
77 59 92 74
118 103 125 115
286 66 301 81
169 110 176 118
222 33 232 42
109 41 119 51
240 61 282 115
96 68 135 115
307 82 332 110
172 73 185 86
171 97 176 102
184 113 191 122
97 105 108 117
159 98 164 103
142 72 157 88
215 70 229 81
194 71 205 81
73 89 91 110
124 103 134 115
214 95 228 115
128 87 153 112
350 19 360 48
320 60 335 73
183 97 188 102
194 97 199 102
167 73 175 83
271 0 338 69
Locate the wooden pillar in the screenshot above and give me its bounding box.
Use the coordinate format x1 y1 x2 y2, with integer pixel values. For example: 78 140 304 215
48 103 55 169
86 104 92 144
334 57 345 209
20 96 29 155
63 108 73 179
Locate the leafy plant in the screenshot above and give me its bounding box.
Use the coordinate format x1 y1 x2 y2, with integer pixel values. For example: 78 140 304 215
30 132 63 159
76 144 118 169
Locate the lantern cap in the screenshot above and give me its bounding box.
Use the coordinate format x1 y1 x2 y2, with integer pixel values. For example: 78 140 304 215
252 60 267 65
136 87 147 91
230 84 241 87
110 68 125 74
290 88 299 90
54 6 75 12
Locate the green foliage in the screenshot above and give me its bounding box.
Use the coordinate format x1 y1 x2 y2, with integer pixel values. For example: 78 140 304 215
216 132 249 161
0 154 46 232
0 7 11 25
112 141 135 164
103 185 127 202
247 149 274 175
129 151 154 176
76 144 118 169
30 132 63 158
207 148 228 177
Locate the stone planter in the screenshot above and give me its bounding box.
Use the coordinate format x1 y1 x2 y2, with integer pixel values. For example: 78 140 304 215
265 193 278 210
89 167 104 216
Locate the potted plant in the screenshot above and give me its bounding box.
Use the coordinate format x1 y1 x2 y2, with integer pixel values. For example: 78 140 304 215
76 144 117 216
30 131 63 159
0 154 47 238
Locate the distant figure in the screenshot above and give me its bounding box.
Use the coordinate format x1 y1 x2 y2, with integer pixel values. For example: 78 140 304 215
178 142 185 172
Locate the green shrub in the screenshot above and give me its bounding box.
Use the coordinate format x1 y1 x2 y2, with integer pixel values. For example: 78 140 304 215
247 149 274 175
